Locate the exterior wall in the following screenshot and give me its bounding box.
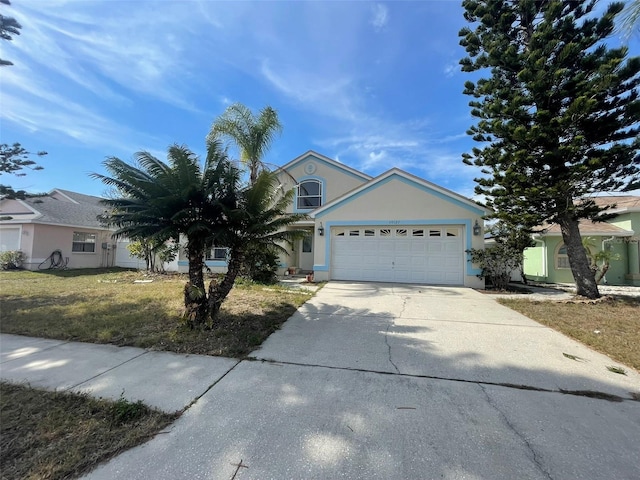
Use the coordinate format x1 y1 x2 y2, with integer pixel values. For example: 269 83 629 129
312 175 486 288
26 224 115 270
277 153 369 215
524 235 634 286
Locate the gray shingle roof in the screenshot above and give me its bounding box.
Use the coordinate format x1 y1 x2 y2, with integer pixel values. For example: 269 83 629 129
24 189 107 228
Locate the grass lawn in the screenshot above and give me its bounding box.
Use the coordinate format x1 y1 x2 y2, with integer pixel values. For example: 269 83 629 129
499 296 640 372
0 268 314 479
0 268 313 357
0 382 178 480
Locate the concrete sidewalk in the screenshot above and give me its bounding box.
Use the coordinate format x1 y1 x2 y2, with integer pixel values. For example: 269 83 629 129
2 282 639 480
0 334 238 412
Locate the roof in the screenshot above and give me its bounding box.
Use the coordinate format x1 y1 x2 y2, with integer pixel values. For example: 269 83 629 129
591 195 640 212
312 167 487 217
537 220 634 237
0 188 108 229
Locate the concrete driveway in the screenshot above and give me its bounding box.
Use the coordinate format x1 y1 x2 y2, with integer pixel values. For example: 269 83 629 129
84 282 639 480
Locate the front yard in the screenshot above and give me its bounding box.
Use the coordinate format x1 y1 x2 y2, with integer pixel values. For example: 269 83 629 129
0 268 314 480
0 268 313 357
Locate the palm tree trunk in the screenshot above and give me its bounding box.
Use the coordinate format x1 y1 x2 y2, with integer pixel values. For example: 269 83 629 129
208 248 244 322
558 216 600 298
183 242 208 328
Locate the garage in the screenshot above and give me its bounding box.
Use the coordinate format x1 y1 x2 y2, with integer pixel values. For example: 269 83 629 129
331 225 464 284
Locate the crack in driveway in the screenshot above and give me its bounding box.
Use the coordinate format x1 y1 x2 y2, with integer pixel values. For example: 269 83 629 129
479 384 554 480
248 357 633 403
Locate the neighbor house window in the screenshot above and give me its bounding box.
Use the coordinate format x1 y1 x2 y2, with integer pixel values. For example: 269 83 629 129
556 243 592 270
206 247 228 261
72 232 96 252
556 244 570 269
297 179 322 209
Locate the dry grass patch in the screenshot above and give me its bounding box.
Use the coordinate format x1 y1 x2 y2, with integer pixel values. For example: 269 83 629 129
0 269 312 357
499 296 640 371
0 382 178 480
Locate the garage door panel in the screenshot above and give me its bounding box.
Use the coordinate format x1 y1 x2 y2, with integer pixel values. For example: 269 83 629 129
331 225 463 284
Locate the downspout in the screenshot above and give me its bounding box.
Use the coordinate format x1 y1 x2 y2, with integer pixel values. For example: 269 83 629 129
532 235 546 278
600 236 615 285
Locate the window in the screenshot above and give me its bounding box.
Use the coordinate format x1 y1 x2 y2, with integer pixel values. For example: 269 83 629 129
297 179 322 209
349 230 360 236
446 228 458 237
429 229 441 237
556 245 570 269
72 232 96 252
206 247 228 261
556 244 593 269
396 229 407 237
380 229 391 237
412 229 424 237
302 235 312 253
364 229 375 237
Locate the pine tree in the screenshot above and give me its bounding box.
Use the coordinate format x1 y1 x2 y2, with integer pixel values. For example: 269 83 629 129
460 0 640 298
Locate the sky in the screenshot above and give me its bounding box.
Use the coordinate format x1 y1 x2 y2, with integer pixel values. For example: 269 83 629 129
1 0 638 200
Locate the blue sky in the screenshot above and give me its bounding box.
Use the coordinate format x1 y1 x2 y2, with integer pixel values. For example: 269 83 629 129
1 1 638 200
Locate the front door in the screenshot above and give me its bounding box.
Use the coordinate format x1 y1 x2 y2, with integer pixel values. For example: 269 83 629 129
299 233 314 272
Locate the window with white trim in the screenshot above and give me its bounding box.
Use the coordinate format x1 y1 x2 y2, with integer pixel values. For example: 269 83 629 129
206 247 228 261
72 232 96 252
297 179 322 209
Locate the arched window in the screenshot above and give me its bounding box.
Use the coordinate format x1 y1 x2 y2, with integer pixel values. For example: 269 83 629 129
297 179 322 209
556 244 570 269
555 243 592 270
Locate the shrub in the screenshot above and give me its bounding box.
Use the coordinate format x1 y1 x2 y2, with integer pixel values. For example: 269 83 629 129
0 250 25 270
242 245 280 284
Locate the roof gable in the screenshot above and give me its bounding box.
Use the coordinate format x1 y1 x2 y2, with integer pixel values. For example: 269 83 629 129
313 168 487 217
277 150 372 182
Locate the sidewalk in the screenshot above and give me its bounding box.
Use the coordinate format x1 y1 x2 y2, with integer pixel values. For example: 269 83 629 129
0 334 238 412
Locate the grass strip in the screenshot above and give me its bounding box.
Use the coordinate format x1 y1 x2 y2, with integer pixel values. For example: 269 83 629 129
0 382 178 480
499 295 640 371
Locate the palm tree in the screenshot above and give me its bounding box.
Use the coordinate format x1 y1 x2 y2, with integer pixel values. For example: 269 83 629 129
208 103 282 185
207 170 308 319
92 142 240 328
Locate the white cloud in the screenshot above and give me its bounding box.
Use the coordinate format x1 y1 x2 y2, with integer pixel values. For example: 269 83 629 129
444 61 459 78
370 4 389 32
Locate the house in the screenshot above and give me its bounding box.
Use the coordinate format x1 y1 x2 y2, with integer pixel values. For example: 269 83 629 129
523 196 640 286
0 189 144 270
271 151 487 287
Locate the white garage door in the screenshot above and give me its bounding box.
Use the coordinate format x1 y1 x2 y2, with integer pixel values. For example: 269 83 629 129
331 226 464 284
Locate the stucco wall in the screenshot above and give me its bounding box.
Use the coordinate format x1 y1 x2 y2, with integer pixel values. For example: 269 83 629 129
277 154 369 214
27 224 114 270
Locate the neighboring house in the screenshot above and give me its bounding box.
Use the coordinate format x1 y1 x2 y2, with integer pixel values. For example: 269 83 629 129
177 151 486 287
523 196 640 286
0 189 145 270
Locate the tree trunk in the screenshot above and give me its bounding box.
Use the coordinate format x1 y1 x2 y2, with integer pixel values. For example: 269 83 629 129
183 242 208 328
208 248 244 323
557 216 600 299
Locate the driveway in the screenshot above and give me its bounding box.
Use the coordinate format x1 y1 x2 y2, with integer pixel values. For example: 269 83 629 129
84 282 639 480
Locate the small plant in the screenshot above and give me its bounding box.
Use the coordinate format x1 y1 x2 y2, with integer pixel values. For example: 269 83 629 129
0 250 25 270
606 365 627 375
109 392 149 425
563 353 584 361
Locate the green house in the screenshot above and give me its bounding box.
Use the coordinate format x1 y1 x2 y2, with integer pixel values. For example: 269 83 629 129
523 196 640 287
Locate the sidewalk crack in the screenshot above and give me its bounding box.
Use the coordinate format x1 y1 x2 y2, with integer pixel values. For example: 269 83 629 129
479 384 554 480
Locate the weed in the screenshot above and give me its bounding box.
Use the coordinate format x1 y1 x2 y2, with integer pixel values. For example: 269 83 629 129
606 365 627 375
